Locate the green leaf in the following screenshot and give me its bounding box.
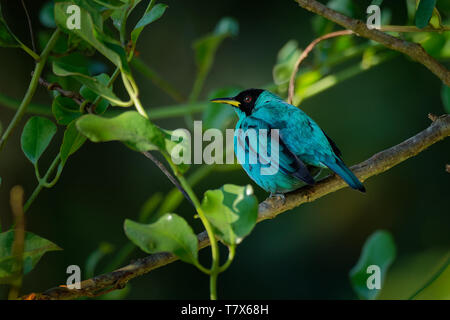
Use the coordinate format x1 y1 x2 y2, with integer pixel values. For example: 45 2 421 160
415 0 437 29
79 73 111 114
54 1 129 72
66 34 96 56
442 84 450 113
76 111 166 152
201 184 258 246
277 40 299 63
0 4 21 47
124 214 198 264
131 3 168 44
406 0 417 22
110 0 143 32
59 0 104 30
349 230 396 300
381 7 392 25
77 111 190 172
371 0 383 6
312 0 354 36
293 69 322 104
330 36 354 54
214 16 239 37
203 87 241 130
193 17 239 79
311 16 334 37
21 117 57 165
53 60 90 77
53 51 90 73
0 230 61 280
53 61 122 106
60 121 87 165
162 128 191 174
40 1 56 28
52 96 82 125
429 7 442 29
272 40 301 86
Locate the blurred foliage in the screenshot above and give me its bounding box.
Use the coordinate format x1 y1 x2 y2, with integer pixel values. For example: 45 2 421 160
0 230 61 280
349 230 396 300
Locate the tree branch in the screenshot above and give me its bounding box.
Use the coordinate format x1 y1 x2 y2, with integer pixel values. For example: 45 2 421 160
294 0 450 86
141 151 195 207
21 114 450 300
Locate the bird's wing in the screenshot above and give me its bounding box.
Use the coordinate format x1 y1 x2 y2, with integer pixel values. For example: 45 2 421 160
322 131 342 158
251 101 339 163
236 116 315 185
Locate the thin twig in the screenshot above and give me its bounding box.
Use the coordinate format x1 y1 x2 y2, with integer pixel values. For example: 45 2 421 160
288 29 353 104
37 77 85 105
294 0 450 86
20 0 36 53
142 151 194 208
21 114 450 300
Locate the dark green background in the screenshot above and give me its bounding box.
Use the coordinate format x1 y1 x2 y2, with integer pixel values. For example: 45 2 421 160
0 0 448 299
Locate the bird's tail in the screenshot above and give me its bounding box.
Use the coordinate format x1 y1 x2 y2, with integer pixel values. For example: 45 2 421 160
324 157 366 193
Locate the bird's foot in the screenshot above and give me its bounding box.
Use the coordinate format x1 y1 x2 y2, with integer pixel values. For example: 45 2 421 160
269 192 286 205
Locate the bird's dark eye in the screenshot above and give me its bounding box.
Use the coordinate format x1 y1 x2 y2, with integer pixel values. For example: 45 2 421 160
244 96 252 103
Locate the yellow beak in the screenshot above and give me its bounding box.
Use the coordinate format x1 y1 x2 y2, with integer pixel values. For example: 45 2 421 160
210 97 241 107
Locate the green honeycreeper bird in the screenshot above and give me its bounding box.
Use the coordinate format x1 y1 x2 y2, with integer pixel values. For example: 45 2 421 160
211 89 365 196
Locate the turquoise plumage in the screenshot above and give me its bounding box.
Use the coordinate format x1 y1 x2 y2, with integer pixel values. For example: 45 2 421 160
211 89 365 195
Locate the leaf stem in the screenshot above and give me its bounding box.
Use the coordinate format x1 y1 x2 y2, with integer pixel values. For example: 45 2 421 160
24 154 61 213
408 253 450 300
0 28 61 154
194 261 212 275
43 163 63 188
19 43 40 61
209 272 218 300
189 70 206 105
101 164 219 273
121 72 148 118
219 245 236 273
174 172 221 300
131 58 186 103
